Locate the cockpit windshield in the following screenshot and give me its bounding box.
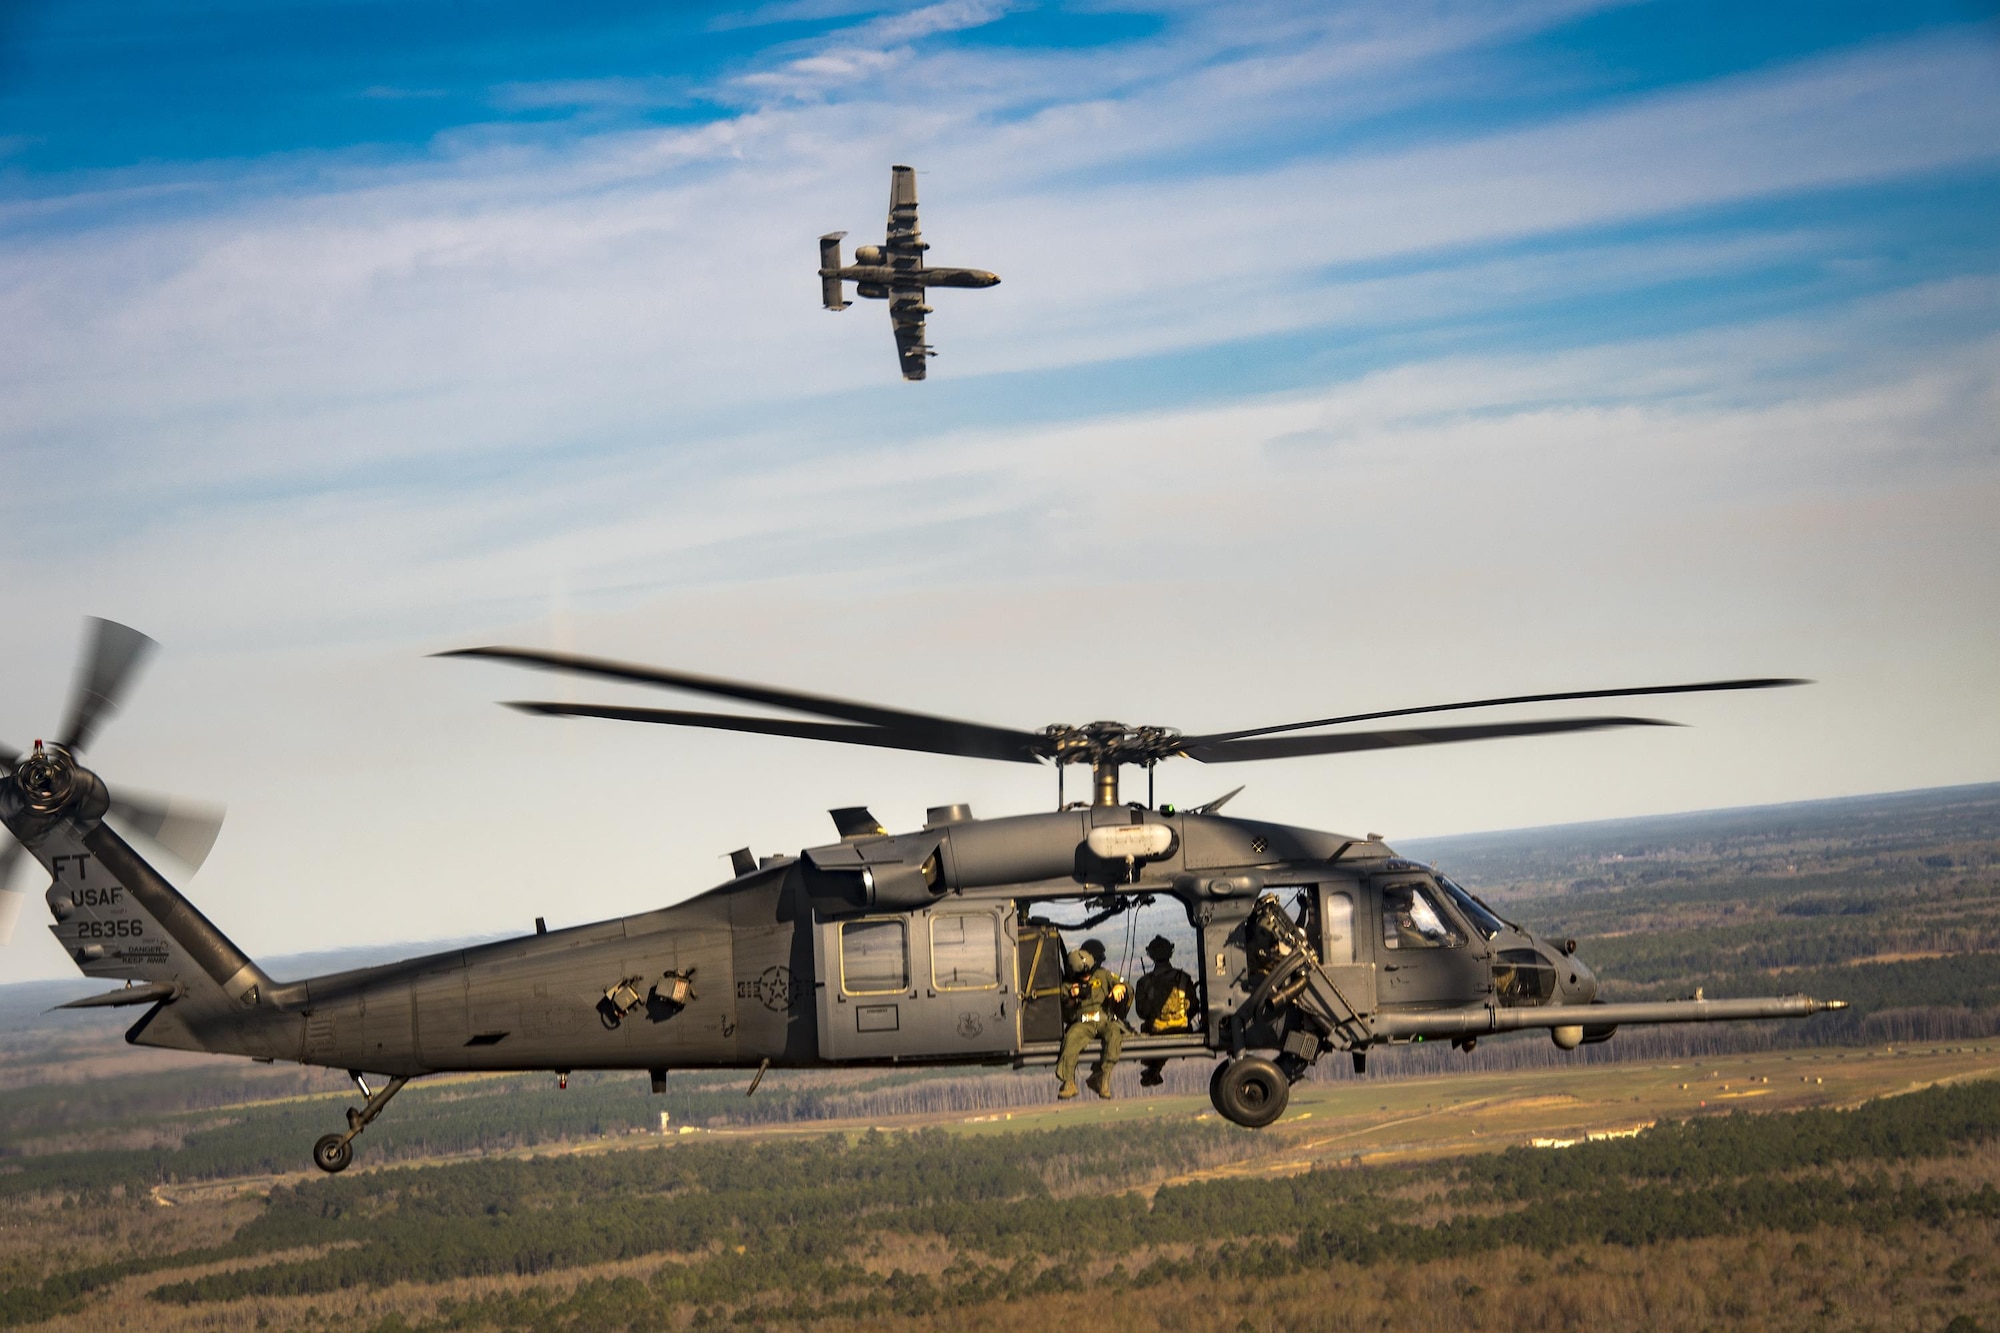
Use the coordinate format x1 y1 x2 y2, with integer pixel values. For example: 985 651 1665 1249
1437 875 1510 940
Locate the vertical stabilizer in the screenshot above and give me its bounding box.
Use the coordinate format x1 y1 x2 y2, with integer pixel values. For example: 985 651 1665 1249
44 818 272 1006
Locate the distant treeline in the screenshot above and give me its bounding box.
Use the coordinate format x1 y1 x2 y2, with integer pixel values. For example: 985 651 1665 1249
70 1077 1995 1330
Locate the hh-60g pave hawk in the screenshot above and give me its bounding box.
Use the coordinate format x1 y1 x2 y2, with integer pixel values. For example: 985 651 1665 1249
818 164 1000 379
1 620 1846 1173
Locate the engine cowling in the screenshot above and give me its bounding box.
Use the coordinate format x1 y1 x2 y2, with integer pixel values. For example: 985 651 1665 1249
855 283 888 299
854 245 884 264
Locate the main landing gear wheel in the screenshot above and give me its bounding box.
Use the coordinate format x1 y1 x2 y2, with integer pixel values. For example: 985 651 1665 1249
312 1133 354 1174
1211 1056 1290 1128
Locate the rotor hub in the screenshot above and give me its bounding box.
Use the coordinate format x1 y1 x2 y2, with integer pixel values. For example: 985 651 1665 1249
14 743 78 815
1036 722 1183 769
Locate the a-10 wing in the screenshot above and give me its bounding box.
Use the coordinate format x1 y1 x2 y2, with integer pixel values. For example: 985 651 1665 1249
885 167 932 380
890 289 933 380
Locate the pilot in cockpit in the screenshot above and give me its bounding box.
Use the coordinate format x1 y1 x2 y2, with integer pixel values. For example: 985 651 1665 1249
1384 883 1453 949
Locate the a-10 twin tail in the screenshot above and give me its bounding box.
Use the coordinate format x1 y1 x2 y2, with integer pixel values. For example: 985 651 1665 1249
0 621 1843 1173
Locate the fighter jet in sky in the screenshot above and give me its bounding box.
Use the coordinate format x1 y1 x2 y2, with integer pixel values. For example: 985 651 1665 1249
818 165 1000 381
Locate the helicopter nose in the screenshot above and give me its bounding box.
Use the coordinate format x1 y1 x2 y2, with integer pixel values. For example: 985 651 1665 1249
1558 953 1598 1003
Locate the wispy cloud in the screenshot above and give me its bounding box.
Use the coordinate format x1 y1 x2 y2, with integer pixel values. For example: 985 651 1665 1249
356 86 448 102
490 76 700 112
708 0 895 33
2 2 1996 976
733 0 1018 99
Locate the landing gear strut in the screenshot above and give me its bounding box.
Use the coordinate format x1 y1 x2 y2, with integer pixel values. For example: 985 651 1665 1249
312 1072 410 1174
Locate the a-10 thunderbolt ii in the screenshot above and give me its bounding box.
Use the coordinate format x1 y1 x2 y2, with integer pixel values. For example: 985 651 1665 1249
818 165 999 380
2 620 1844 1174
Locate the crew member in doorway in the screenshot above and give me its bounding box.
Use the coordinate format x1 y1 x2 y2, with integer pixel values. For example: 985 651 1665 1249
1133 935 1196 1087
1057 947 1128 1100
1081 938 1130 1024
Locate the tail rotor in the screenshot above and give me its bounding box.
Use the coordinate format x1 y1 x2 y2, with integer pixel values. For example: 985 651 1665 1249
0 619 225 945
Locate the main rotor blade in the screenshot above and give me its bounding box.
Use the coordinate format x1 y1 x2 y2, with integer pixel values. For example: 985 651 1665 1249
1185 677 1809 747
1183 716 1676 763
506 702 1045 764
446 646 1042 757
105 790 226 871
58 618 158 753
0 741 17 774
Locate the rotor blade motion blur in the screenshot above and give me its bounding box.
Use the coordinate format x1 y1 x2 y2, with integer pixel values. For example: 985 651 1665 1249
508 702 1044 763
445 647 1041 759
1187 678 1809 747
58 619 158 753
1184 716 1677 762
0 838 28 946
453 645 1797 778
105 790 226 871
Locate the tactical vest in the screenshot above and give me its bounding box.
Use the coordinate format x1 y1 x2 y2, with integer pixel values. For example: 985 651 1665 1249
1137 966 1194 1033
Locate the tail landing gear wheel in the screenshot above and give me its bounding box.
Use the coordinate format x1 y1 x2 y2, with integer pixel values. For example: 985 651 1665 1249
1211 1056 1290 1128
312 1133 354 1174
311 1073 409 1175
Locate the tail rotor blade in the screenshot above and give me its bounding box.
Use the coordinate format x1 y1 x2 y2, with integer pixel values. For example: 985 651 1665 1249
105 790 226 871
0 837 29 947
59 619 158 754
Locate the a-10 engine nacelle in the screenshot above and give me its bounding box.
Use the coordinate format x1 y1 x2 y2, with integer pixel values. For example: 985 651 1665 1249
855 282 888 299
853 245 885 264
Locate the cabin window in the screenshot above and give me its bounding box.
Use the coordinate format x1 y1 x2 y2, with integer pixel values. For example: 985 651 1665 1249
1321 892 1355 964
932 912 1001 990
840 919 910 994
1381 882 1463 950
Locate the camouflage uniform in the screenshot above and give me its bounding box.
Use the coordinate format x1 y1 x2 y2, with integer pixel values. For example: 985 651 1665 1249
1056 948 1127 1099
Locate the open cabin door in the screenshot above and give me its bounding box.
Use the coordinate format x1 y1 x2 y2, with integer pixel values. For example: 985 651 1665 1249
1016 921 1065 1044
813 903 1018 1061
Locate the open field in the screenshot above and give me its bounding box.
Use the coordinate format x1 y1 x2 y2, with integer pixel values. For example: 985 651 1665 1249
22 1035 2000 1204
2 1038 1999 1331
5 782 2000 1330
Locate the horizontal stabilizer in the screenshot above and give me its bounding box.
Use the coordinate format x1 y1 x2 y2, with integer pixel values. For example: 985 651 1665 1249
818 232 849 310
54 981 179 1010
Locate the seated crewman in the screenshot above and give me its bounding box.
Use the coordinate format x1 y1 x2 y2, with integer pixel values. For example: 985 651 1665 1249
1056 947 1128 1100
1080 938 1129 1024
1133 935 1197 1088
1385 885 1454 949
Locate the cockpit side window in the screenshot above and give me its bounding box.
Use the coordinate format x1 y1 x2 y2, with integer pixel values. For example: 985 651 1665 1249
1381 882 1464 950
1437 875 1509 940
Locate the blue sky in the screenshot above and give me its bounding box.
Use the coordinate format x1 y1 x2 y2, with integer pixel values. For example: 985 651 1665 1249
2 1 1997 977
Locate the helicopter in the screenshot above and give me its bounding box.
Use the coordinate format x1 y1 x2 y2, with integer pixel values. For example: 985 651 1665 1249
1 619 1845 1174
